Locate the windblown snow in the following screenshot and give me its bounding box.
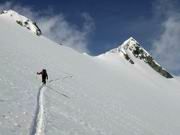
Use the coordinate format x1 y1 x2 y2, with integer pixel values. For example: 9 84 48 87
0 10 180 135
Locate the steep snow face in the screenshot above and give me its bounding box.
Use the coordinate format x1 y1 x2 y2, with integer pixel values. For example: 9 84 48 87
0 12 180 135
0 10 41 36
98 37 173 78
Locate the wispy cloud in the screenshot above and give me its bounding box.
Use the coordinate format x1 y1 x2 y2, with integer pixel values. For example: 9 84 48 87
0 1 95 54
151 0 180 75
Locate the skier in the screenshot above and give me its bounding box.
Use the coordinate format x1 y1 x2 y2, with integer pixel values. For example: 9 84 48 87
37 69 48 85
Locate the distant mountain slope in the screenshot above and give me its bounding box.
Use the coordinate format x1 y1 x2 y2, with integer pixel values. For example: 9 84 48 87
0 10 180 135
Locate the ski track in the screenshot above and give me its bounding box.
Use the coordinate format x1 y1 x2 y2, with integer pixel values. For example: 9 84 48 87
30 85 46 135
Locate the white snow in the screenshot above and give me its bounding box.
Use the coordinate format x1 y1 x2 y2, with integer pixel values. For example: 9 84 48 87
34 85 46 135
0 10 180 135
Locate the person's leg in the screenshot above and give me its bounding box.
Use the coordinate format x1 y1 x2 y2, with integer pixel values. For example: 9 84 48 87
42 79 46 85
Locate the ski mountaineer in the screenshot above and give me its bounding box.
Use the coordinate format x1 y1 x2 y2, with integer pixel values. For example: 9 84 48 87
37 69 48 85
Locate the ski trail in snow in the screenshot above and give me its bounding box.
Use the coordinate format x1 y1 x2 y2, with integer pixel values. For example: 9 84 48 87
30 85 46 135
30 76 71 135
35 86 45 135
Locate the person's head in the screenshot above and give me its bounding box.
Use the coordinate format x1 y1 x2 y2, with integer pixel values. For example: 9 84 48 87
42 69 47 74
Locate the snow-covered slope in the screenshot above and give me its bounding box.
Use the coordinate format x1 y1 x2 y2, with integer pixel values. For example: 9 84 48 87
0 10 180 135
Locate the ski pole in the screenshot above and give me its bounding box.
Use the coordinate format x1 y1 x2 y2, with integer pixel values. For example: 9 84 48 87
46 86 70 98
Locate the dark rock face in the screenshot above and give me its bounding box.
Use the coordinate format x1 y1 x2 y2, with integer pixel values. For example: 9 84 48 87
16 20 42 36
32 22 42 36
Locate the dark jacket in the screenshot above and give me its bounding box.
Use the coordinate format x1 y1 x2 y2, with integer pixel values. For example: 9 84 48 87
37 69 48 84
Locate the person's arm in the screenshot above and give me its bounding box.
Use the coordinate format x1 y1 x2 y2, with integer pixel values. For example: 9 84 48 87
46 74 48 80
37 72 42 75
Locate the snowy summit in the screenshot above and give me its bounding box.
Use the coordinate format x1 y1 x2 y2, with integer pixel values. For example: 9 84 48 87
98 37 173 78
0 10 41 36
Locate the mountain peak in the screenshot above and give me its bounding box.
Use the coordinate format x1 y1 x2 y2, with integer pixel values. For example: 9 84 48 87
0 10 41 36
99 37 173 78
120 37 139 49
107 37 139 54
125 36 137 43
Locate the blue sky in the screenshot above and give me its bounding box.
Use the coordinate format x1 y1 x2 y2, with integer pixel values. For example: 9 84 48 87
0 0 180 75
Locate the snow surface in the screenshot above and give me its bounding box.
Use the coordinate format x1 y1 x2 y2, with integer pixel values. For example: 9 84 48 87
0 11 180 135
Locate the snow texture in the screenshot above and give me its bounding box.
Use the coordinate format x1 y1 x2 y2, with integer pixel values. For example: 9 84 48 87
0 10 180 135
33 85 45 135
